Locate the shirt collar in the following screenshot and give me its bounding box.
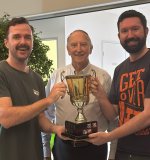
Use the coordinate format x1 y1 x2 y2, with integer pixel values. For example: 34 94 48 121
71 62 91 75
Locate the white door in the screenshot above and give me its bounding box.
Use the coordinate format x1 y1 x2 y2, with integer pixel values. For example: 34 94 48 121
102 41 129 78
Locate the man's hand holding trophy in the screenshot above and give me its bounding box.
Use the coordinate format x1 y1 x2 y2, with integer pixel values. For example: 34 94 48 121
61 69 98 140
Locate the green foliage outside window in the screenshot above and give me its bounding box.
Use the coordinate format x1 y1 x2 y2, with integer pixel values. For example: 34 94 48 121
0 14 54 85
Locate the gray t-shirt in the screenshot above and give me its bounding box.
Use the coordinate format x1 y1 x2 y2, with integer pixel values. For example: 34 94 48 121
0 60 45 160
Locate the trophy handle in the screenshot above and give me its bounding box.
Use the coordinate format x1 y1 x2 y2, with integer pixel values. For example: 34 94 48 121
61 71 65 82
91 69 96 78
61 71 70 95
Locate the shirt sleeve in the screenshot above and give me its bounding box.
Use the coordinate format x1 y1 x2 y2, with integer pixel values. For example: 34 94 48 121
107 118 118 159
42 105 55 157
41 132 51 157
42 76 56 157
101 69 118 159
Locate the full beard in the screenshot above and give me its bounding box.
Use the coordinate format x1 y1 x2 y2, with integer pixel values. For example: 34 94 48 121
121 36 146 55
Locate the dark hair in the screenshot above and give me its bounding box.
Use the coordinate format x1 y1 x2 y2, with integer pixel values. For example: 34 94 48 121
5 17 34 38
117 10 147 31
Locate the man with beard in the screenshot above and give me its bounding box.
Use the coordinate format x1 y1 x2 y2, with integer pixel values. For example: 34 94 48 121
87 10 150 160
0 17 67 160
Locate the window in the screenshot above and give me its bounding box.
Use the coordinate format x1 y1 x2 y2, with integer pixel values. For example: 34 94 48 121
42 39 58 70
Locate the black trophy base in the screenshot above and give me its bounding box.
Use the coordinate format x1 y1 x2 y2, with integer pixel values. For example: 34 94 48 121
62 120 98 140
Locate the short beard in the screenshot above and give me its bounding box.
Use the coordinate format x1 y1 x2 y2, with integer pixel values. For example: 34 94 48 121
121 36 146 55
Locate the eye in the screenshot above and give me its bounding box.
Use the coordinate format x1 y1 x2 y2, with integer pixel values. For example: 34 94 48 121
13 34 21 40
80 43 88 47
120 28 128 34
24 35 32 40
70 43 77 48
131 27 140 32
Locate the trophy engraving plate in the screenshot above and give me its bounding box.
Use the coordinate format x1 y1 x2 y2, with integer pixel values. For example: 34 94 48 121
62 120 98 139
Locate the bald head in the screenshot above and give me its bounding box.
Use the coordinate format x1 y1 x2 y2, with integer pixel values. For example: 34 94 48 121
67 30 93 49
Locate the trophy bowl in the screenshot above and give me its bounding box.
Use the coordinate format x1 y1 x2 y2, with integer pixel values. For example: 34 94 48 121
61 72 98 140
66 74 90 123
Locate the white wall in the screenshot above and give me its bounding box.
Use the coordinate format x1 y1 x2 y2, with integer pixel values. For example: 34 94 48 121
65 11 119 68
28 2 150 77
65 4 150 77
29 10 120 74
29 17 66 68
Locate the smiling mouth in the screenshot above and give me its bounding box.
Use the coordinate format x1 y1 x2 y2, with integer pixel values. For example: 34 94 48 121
75 53 84 56
18 49 28 52
16 45 30 51
127 40 138 46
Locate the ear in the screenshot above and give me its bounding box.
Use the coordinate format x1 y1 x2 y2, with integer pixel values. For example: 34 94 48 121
90 45 93 54
4 39 9 49
146 27 149 36
118 32 120 39
67 45 71 56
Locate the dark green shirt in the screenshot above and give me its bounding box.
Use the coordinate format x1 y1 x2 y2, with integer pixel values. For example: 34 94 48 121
0 61 45 160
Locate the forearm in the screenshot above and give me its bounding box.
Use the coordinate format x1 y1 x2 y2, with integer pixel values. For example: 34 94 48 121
38 113 55 133
91 77 117 120
108 110 150 141
0 97 53 128
39 113 65 140
98 96 118 121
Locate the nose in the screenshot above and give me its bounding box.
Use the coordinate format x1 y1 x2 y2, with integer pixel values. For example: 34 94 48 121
127 30 135 38
76 44 82 52
20 37 27 44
